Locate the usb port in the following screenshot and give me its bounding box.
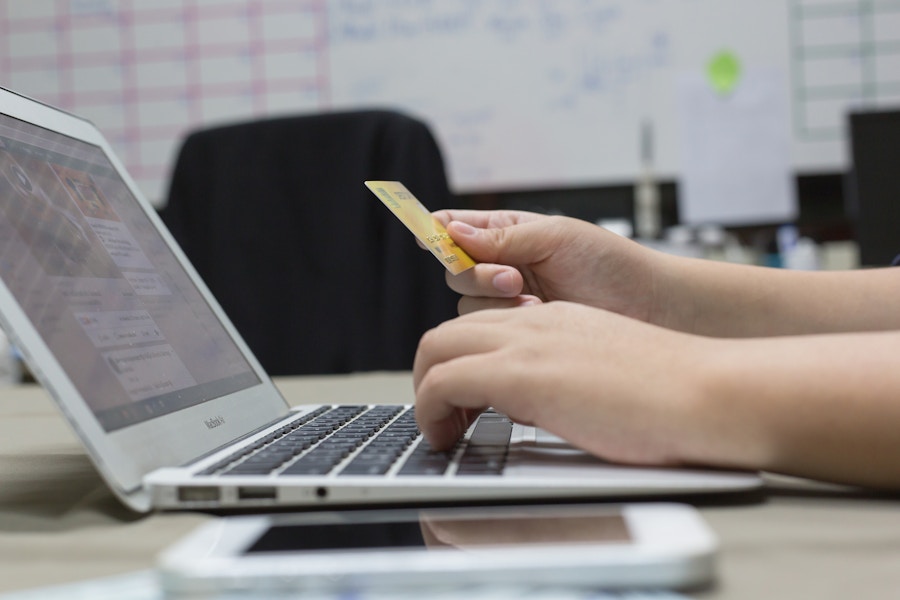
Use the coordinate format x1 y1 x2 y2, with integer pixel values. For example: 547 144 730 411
177 486 220 502
238 486 277 500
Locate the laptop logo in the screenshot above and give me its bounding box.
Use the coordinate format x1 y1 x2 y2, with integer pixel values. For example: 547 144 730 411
204 416 225 430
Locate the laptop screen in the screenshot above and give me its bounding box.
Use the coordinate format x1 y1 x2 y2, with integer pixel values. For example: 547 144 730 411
0 112 260 432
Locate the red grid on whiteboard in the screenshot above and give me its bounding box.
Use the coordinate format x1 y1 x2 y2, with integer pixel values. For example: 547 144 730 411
0 0 330 204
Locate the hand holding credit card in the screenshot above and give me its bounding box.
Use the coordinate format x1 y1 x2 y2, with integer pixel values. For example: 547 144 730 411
365 181 476 275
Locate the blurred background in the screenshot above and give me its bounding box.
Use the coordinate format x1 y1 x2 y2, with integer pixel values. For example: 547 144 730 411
1 0 899 270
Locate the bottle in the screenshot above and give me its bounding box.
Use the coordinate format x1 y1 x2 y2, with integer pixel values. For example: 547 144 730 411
634 120 661 240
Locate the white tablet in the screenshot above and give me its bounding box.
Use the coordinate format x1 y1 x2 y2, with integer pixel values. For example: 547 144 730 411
158 503 717 595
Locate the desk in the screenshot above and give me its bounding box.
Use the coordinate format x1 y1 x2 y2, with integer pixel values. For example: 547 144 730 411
1 372 899 598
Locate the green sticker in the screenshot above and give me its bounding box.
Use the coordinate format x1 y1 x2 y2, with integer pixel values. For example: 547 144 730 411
707 50 741 95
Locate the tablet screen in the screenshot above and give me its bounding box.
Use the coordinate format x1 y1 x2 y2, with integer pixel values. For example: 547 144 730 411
245 512 632 553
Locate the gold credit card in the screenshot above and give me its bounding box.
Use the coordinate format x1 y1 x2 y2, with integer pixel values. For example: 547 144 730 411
365 180 476 275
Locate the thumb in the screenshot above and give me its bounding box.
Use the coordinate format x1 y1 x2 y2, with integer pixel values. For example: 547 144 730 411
447 219 553 267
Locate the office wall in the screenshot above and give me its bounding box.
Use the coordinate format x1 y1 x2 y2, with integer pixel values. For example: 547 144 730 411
1 0 898 207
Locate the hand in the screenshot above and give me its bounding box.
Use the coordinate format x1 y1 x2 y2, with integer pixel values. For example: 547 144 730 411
413 301 714 466
435 210 664 324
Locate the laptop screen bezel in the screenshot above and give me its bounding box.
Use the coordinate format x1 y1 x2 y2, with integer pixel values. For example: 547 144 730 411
0 88 290 512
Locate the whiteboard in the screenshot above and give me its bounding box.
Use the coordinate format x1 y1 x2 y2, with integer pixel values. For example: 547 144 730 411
331 0 797 191
2 0 898 204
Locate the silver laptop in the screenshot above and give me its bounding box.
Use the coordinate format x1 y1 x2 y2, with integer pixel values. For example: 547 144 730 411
0 87 761 513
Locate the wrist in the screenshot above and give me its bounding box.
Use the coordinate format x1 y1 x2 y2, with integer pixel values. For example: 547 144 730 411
646 251 702 332
673 337 775 472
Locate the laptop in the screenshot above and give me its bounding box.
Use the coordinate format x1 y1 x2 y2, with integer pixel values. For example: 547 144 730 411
0 87 761 512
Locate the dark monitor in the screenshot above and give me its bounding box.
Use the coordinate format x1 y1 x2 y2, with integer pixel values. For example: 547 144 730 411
846 109 900 267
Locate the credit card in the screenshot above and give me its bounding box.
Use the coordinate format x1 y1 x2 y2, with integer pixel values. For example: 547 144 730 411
365 180 476 275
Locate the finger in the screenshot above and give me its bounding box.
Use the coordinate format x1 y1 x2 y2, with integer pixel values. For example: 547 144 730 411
414 353 503 450
415 347 545 451
417 209 507 250
457 294 542 315
446 218 557 267
413 318 506 391
432 209 486 228
445 263 523 298
432 209 540 229
418 210 532 251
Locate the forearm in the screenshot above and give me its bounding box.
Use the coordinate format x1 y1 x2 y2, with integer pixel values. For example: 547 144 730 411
683 331 900 490
655 255 900 337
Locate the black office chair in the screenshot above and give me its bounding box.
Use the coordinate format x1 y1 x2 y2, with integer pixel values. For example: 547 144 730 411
159 110 460 376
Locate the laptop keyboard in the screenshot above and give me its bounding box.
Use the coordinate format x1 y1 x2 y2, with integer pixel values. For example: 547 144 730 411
197 406 513 478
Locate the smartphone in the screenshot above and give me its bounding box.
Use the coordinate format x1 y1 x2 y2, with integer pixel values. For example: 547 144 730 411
158 503 716 596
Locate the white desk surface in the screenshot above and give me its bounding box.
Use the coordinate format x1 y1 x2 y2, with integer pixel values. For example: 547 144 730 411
1 372 899 598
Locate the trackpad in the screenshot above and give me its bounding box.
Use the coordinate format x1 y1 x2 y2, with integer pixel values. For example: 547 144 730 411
505 428 614 477
534 428 569 446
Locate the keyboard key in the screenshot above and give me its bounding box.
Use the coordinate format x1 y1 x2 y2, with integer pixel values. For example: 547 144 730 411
466 418 513 446
454 415 512 475
279 460 335 476
340 462 394 475
396 439 455 476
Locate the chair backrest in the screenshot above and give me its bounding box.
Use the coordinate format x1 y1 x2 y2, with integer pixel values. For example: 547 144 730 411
159 110 459 375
